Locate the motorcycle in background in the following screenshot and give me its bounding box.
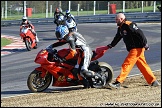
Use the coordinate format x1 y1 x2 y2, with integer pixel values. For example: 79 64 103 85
54 15 78 32
65 18 78 32
27 45 113 93
19 24 37 51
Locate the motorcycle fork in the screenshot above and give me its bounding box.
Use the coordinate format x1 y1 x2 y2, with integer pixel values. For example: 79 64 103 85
39 69 49 78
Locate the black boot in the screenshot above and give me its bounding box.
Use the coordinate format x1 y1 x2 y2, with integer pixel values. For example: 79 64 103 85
108 81 121 89
81 69 104 82
80 69 95 78
151 80 160 87
71 68 79 80
80 78 90 89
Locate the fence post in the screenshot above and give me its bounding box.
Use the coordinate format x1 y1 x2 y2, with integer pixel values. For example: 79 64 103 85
1 7 4 18
77 4 80 16
94 1 96 15
5 1 7 19
153 1 156 12
69 1 71 11
141 1 143 13
46 1 48 18
107 1 109 14
50 5 52 17
23 1 26 16
123 1 125 12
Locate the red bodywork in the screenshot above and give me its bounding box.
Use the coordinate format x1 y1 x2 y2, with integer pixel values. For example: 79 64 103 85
34 46 109 87
19 25 37 48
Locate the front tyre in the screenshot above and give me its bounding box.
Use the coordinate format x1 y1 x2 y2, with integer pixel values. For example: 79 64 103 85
27 70 52 93
25 37 32 51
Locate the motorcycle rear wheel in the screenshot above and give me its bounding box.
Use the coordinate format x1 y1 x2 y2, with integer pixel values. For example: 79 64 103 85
27 70 52 93
90 62 113 88
33 43 38 49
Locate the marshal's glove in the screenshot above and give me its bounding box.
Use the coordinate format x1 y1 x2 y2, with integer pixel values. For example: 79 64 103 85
144 44 149 51
107 44 113 49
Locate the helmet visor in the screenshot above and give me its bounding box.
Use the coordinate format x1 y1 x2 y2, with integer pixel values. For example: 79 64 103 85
22 19 27 22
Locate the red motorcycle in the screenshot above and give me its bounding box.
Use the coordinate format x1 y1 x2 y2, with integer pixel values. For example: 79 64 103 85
19 24 37 51
27 46 113 92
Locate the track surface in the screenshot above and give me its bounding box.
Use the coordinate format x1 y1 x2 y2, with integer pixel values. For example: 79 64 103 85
1 71 161 107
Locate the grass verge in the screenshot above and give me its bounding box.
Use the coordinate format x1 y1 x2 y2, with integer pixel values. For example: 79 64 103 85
1 37 13 47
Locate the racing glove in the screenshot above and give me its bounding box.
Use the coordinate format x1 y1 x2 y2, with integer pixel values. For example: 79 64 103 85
57 57 66 63
45 45 57 54
46 45 53 51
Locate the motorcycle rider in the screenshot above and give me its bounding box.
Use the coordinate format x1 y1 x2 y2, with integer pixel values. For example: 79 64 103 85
20 16 39 42
57 15 77 32
64 10 76 22
64 10 77 32
46 25 102 88
57 15 66 26
54 8 65 26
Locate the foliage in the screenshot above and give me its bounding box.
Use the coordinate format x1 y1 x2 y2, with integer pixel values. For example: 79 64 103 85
1 1 161 12
1 5 161 21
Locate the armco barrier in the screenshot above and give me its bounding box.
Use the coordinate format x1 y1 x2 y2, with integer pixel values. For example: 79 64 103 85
1 12 161 26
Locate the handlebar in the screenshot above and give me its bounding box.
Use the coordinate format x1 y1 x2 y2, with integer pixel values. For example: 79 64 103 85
21 25 32 29
46 48 59 62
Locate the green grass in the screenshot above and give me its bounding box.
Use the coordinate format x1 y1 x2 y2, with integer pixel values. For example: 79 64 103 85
1 5 161 20
1 38 13 47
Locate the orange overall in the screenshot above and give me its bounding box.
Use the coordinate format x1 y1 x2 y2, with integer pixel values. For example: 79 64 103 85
108 20 157 85
116 48 156 84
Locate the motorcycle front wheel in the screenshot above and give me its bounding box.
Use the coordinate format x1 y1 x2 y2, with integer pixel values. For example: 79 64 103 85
25 37 32 51
27 70 52 93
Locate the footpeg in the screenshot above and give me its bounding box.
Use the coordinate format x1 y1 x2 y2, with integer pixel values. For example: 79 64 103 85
66 77 72 82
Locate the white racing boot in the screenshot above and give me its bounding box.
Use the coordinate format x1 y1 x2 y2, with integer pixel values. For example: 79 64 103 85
32 30 39 42
35 34 39 42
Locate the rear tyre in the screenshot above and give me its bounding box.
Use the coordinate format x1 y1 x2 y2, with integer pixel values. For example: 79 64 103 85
90 62 113 88
33 43 38 49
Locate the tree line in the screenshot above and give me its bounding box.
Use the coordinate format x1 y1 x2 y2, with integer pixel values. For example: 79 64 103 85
1 1 161 13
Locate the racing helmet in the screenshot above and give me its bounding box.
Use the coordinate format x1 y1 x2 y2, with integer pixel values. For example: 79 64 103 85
58 15 65 25
22 16 28 23
55 25 69 40
55 8 59 13
65 10 70 16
